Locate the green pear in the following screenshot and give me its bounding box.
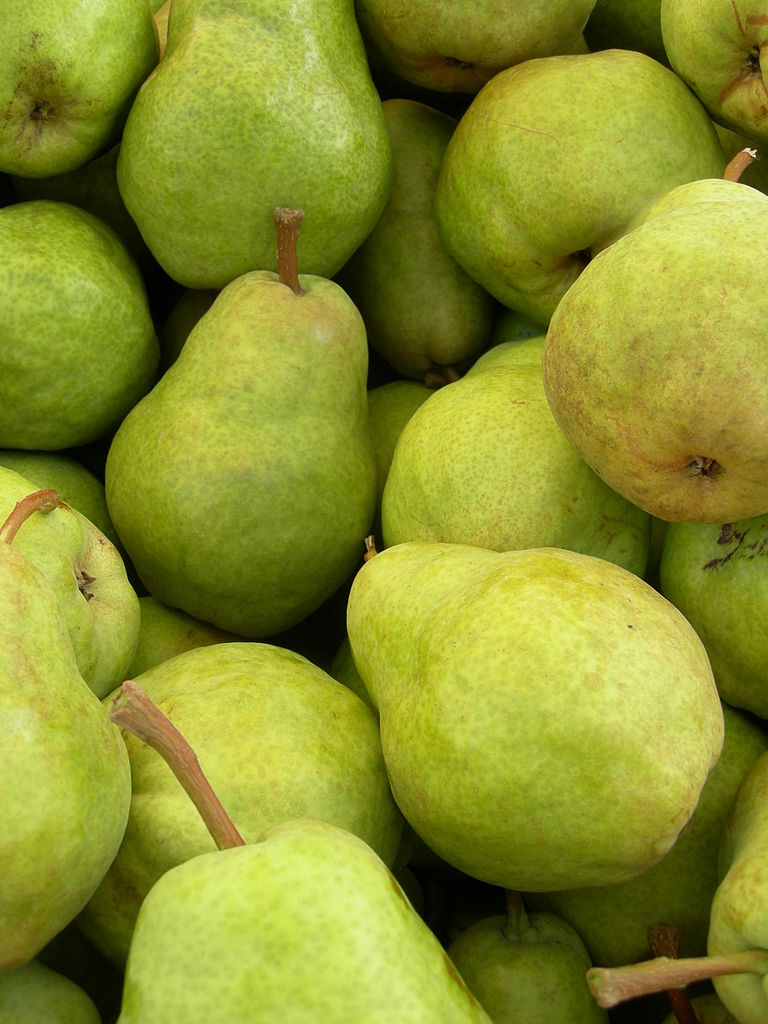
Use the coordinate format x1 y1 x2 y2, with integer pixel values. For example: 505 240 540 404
709 749 768 1022
126 595 244 677
584 0 667 65
337 99 496 381
435 48 725 324
0 498 131 969
659 515 768 717
105 210 376 637
0 200 159 450
347 541 724 892
463 334 546 375
527 702 768 966
117 0 392 289
117 819 491 1023
353 0 596 93
0 466 140 699
0 960 100 1024
446 896 608 1023
381 346 651 576
0 449 119 548
0 0 158 177
542 177 768 523
661 0 768 142
79 641 404 964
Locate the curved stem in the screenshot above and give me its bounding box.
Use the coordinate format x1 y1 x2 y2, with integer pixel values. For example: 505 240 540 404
110 679 245 851
587 950 768 1009
0 488 62 545
723 146 758 182
274 206 305 295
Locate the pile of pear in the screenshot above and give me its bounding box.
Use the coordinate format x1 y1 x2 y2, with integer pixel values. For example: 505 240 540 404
4 0 768 1022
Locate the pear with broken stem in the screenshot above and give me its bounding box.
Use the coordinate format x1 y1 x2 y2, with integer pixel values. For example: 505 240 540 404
111 680 492 1023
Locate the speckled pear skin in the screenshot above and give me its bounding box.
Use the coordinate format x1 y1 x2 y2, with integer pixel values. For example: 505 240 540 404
542 179 768 524
117 819 491 1023
434 48 725 324
0 0 158 177
79 642 403 964
381 349 651 576
117 0 393 289
0 959 101 1024
709 750 768 1023
105 271 376 637
336 98 495 379
447 907 608 1024
0 200 160 450
347 542 725 892
0 466 140 700
0 541 131 971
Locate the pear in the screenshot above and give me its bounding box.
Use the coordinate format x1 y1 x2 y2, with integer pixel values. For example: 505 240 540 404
527 702 768 966
660 514 768 718
0 200 159 450
0 492 131 970
542 176 768 523
0 467 140 699
661 0 768 142
435 47 725 324
126 595 244 677
116 0 392 289
0 0 158 176
118 820 491 1023
353 0 596 93
446 894 608 1023
79 641 404 964
105 209 376 637
0 960 100 1024
337 98 496 381
347 541 724 892
381 345 651 576
106 679 490 1023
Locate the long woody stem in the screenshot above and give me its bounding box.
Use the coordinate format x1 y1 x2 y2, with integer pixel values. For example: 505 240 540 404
0 489 62 545
110 679 245 851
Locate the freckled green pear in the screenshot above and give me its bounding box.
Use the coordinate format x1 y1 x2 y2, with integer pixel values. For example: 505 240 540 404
117 0 392 288
0 960 101 1024
347 541 724 892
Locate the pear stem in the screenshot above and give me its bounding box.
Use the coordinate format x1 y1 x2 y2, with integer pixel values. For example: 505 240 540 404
0 488 62 545
274 206 305 296
109 679 246 851
647 923 700 1024
723 146 758 182
587 949 768 1009
363 534 378 561
424 364 461 389
502 890 527 940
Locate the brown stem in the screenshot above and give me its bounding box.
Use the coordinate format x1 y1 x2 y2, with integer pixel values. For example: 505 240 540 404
274 206 305 295
723 146 758 182
363 534 378 561
0 488 62 545
587 950 768 1009
110 679 245 851
647 923 700 1024
502 890 527 940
